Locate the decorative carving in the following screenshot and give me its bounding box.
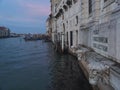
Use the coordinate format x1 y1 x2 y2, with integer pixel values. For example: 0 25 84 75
63 5 68 11
66 0 72 5
76 48 89 61
77 50 84 60
89 70 99 85
93 43 108 52
116 0 120 5
71 45 77 53
88 62 110 85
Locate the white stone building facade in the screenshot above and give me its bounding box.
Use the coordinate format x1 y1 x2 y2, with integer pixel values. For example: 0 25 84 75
46 15 52 38
49 0 120 90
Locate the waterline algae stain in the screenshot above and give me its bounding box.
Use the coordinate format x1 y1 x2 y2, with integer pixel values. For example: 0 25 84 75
0 37 92 90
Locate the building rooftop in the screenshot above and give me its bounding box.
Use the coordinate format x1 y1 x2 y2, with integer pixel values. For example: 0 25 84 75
0 26 9 31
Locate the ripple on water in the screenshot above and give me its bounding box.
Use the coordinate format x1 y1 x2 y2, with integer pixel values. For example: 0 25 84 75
0 38 92 90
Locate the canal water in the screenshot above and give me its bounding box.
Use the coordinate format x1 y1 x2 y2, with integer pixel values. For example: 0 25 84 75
0 37 92 90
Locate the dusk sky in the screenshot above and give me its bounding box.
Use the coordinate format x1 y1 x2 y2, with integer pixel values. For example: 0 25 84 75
0 0 50 34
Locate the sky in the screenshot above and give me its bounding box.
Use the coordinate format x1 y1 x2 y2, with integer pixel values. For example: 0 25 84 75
0 0 50 34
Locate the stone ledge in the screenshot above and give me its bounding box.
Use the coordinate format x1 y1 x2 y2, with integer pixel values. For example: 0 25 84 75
76 48 120 90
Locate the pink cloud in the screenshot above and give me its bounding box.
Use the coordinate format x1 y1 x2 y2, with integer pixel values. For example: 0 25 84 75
0 0 50 27
28 5 50 16
10 17 37 22
0 15 38 23
20 1 50 17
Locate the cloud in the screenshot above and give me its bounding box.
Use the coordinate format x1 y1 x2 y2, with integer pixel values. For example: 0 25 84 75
0 0 50 33
0 1 50 23
19 1 50 17
0 16 36 22
0 15 2 18
28 4 50 16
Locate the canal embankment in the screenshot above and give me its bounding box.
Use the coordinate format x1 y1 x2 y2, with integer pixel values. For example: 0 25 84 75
53 42 120 90
67 45 120 90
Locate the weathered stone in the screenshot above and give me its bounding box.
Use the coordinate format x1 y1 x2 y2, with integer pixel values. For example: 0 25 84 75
48 0 120 90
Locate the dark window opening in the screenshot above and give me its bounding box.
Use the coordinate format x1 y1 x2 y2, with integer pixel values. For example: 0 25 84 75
73 0 77 4
104 0 107 2
67 32 68 45
70 31 73 46
88 0 92 14
76 16 78 25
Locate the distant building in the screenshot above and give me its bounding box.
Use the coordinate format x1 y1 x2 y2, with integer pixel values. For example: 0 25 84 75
0 26 10 38
10 33 20 37
24 33 43 41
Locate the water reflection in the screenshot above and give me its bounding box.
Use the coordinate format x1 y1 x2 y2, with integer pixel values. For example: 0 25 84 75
48 50 92 90
0 38 92 90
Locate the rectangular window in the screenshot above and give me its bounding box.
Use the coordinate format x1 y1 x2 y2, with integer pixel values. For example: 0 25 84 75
93 37 108 43
89 0 92 14
66 32 68 45
76 16 78 25
70 31 73 46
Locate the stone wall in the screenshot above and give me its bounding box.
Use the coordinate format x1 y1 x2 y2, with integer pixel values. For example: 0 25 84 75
49 0 120 89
